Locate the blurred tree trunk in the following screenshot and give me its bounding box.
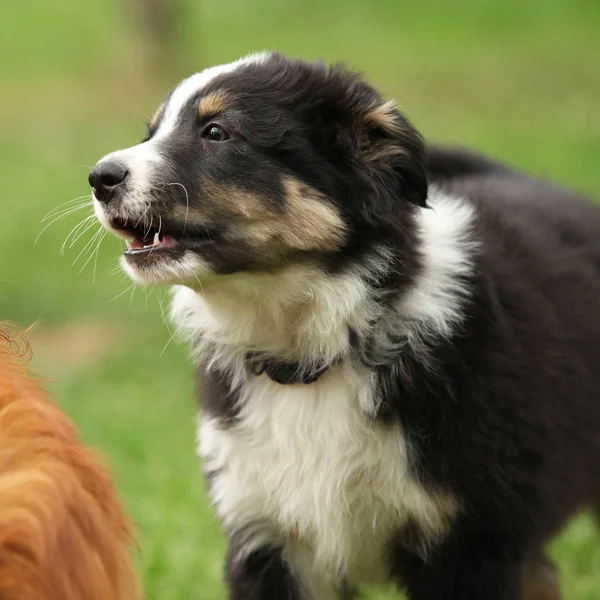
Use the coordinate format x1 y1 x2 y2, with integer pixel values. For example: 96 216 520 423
128 0 185 79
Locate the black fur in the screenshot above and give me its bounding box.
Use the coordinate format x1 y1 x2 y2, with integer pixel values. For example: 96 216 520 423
225 541 301 600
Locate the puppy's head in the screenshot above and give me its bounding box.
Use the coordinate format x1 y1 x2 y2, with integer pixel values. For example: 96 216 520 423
90 52 427 286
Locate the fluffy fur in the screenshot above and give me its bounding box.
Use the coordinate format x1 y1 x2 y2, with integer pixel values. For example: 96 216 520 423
89 52 600 599
0 326 141 600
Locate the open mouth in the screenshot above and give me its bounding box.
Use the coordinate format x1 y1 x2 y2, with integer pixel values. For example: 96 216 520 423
109 218 179 256
125 231 178 255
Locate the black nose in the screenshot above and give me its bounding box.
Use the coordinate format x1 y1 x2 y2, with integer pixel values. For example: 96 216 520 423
88 161 129 203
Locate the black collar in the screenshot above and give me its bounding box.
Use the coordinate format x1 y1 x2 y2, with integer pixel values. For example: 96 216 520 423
246 353 332 385
244 329 357 385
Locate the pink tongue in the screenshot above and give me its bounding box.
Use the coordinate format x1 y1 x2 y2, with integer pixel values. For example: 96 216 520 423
131 238 149 249
128 235 175 250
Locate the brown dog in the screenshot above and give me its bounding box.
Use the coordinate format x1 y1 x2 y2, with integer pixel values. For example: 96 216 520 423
0 325 141 600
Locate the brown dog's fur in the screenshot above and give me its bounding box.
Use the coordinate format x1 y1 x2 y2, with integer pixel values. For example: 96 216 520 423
0 325 141 600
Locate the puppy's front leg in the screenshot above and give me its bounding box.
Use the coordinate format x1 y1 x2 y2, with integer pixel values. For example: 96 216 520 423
396 534 524 600
225 541 301 600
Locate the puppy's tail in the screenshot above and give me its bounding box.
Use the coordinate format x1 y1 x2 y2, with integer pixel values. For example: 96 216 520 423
0 331 141 600
426 144 514 183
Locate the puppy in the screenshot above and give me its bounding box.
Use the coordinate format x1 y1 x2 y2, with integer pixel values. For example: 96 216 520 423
0 325 141 600
89 52 600 599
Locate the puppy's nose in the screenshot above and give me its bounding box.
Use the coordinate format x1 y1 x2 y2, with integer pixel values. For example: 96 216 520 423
89 161 129 203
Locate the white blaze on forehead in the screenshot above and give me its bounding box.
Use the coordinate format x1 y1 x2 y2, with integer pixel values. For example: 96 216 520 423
157 52 271 138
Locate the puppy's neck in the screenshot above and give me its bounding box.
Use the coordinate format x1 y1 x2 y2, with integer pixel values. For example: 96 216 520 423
171 260 382 372
170 187 478 376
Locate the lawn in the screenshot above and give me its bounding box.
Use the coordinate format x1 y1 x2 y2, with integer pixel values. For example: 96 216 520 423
1 0 599 598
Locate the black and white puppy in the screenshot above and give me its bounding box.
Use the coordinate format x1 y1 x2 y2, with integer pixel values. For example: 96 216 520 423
89 52 600 599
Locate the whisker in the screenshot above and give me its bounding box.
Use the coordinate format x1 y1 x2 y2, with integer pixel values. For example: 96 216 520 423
143 285 156 309
71 228 102 266
41 195 91 222
45 203 91 224
68 218 98 249
91 230 106 283
35 204 91 245
129 283 137 306
134 202 151 230
192 270 205 295
143 285 150 310
167 182 190 233
110 264 125 277
60 213 96 254
110 267 129 281
143 215 154 239
79 230 107 276
110 282 136 302
158 291 178 356
41 202 91 223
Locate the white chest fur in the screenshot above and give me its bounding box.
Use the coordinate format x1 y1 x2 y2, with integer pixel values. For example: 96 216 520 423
198 362 455 590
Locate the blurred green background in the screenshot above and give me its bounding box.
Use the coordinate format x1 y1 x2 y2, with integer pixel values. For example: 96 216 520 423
1 0 599 598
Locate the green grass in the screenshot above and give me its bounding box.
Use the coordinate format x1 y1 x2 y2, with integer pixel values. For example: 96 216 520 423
1 0 599 597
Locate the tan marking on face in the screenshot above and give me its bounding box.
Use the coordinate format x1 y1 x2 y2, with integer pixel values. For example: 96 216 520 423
198 92 229 120
225 189 264 220
173 178 346 258
225 178 346 253
226 179 346 254
276 178 346 251
171 181 261 223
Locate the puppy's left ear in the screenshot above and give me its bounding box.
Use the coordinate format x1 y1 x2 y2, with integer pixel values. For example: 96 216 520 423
357 100 428 208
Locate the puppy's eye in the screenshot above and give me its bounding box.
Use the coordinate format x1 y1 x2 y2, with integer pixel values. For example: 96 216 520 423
202 124 229 142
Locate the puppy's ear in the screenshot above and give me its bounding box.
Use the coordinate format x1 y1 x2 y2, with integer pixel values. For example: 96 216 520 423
356 100 428 208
